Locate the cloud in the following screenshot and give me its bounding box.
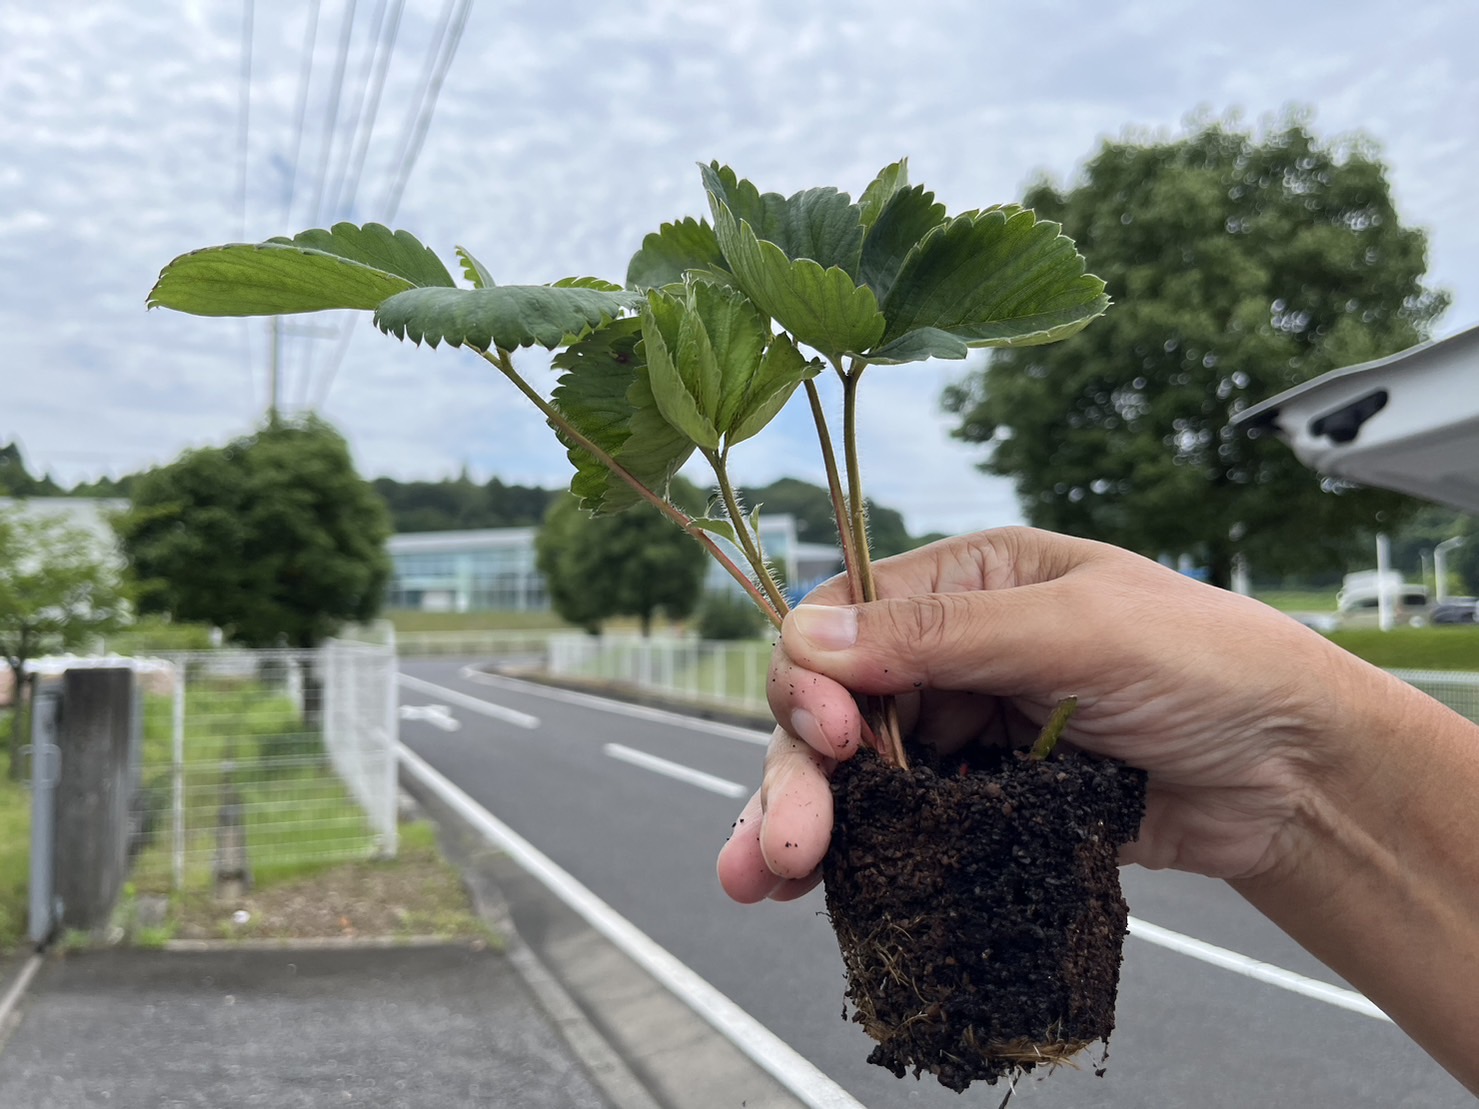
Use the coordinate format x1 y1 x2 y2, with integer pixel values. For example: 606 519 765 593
3 0 1476 534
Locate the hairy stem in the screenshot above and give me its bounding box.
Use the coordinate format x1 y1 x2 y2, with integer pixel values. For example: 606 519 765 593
705 447 791 619
828 359 908 770
803 380 864 605
483 347 783 630
1029 696 1079 761
841 363 877 603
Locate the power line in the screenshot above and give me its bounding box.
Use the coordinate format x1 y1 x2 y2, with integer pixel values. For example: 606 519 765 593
280 0 322 225
312 0 472 410
234 0 255 238
305 0 360 228
380 0 470 221
327 0 405 222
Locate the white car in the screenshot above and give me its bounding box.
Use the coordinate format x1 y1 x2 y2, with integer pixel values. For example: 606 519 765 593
1232 323 1479 514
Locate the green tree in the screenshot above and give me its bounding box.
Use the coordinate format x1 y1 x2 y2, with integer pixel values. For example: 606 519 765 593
535 481 708 636
116 416 391 648
739 477 916 558
943 116 1449 587
0 509 125 778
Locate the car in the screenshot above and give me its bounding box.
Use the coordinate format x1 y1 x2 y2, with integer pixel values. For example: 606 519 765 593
1431 599 1479 626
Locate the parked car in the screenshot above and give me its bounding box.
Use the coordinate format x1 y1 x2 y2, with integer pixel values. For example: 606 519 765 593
1335 572 1430 629
1431 599 1479 626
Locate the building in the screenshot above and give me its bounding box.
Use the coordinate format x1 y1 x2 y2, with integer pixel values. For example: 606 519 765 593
385 514 842 613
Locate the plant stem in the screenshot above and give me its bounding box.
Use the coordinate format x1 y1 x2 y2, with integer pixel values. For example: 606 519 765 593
803 380 864 606
481 347 783 630
1029 696 1079 761
827 358 909 770
705 447 791 620
841 362 877 604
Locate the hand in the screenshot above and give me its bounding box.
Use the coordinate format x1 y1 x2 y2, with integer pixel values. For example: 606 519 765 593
718 526 1366 902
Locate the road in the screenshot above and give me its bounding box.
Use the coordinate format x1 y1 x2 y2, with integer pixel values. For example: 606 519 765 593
397 658 1471 1107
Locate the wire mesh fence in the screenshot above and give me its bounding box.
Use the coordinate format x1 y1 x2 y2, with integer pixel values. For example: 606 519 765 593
127 640 398 893
545 633 772 715
1390 668 1479 725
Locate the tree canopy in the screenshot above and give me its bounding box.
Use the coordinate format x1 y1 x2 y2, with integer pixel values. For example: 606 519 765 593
535 479 708 635
0 507 125 777
943 116 1450 586
116 417 391 648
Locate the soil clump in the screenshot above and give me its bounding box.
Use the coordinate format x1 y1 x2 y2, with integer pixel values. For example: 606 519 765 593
823 742 1146 1092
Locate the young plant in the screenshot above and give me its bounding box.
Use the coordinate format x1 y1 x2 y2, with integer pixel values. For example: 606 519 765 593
149 159 1106 759
150 161 1132 1091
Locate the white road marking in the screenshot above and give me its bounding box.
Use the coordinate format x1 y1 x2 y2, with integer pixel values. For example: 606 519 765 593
0 953 43 1031
1127 916 1390 1021
457 665 771 745
396 673 540 729
398 745 864 1109
603 743 748 799
398 704 462 732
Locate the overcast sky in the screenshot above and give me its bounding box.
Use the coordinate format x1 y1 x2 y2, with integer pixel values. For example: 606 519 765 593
3 1 1475 536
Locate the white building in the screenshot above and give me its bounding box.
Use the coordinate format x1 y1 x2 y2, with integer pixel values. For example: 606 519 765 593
385 514 842 613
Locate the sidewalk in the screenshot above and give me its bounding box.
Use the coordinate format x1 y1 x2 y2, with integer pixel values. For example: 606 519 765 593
0 944 609 1109
0 785 810 1109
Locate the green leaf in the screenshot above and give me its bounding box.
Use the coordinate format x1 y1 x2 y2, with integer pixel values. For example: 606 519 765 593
626 217 727 290
456 246 495 289
857 184 948 303
550 319 694 515
711 201 885 359
374 284 645 351
148 222 454 316
857 159 910 229
727 336 818 446
553 275 626 292
640 292 720 449
870 208 1109 363
688 517 738 545
700 162 865 275
692 283 770 435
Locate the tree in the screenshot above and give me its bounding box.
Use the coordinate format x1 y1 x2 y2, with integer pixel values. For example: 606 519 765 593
535 481 708 635
116 416 391 648
943 116 1450 587
0 509 125 778
739 477 916 558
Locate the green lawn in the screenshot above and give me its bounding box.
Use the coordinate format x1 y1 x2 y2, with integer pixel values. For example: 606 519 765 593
1253 589 1338 613
1326 626 1479 671
385 608 574 633
0 771 29 954
128 680 380 894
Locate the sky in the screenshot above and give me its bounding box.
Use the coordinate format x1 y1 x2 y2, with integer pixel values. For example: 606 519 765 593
3 0 1476 537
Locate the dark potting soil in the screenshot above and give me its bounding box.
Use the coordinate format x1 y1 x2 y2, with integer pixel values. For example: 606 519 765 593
823 742 1147 1092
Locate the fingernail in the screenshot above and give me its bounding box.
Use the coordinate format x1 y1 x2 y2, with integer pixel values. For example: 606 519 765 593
790 604 857 651
790 708 826 751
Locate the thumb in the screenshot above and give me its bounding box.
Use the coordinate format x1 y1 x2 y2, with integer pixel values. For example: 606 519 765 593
781 588 1082 700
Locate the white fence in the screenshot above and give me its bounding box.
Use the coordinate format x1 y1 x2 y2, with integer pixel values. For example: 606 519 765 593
546 633 771 715
128 640 399 891
544 635 1479 728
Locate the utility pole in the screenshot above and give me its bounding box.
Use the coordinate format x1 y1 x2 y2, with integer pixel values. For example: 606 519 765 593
268 317 281 422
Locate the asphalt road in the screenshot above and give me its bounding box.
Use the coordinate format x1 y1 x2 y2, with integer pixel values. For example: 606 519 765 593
397 658 1471 1108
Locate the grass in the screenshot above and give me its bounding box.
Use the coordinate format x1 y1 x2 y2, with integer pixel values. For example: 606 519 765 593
1253 589 1338 613
386 608 574 633
0 770 29 955
1326 626 1479 671
128 679 379 895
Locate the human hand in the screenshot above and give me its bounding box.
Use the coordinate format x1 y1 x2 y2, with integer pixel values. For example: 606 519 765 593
718 527 1368 902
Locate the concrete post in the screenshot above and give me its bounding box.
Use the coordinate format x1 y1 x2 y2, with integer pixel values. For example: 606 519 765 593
54 666 136 932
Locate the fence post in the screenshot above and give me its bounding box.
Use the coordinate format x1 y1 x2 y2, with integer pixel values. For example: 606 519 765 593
383 634 399 857
27 681 62 946
171 663 185 890
54 666 136 932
